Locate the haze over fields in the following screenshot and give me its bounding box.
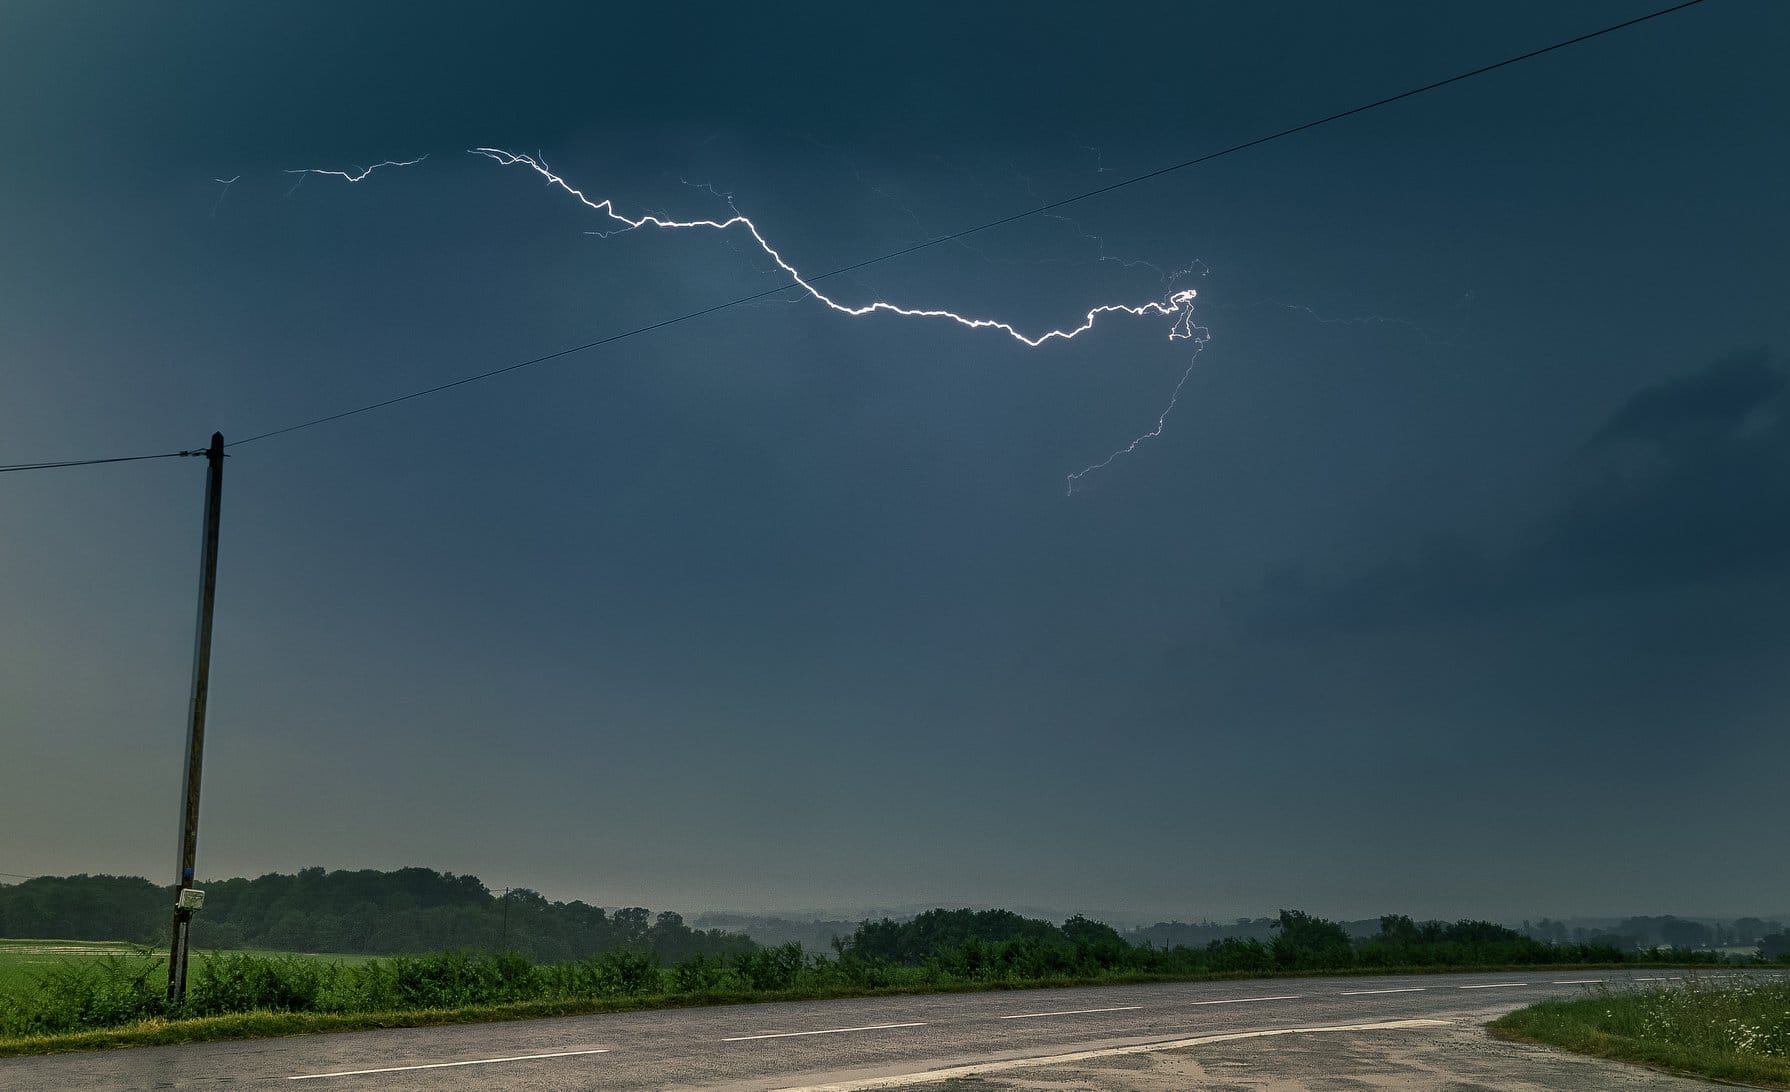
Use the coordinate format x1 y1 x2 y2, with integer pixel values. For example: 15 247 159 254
2 1 1786 923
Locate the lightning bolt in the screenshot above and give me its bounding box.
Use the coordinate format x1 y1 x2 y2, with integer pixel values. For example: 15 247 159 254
1064 327 1209 495
271 147 1208 490
284 155 430 185
469 148 1206 489
210 175 239 218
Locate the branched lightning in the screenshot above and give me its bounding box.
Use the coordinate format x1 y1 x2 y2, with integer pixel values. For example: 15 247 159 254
1064 328 1208 495
210 175 239 218
258 145 1209 488
469 147 1205 490
472 147 1196 348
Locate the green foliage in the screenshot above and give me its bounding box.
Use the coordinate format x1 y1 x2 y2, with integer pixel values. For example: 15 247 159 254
1493 975 1790 1087
187 953 331 1016
1271 909 1354 969
729 944 805 991
0 954 167 1036
0 877 164 945
379 951 544 1009
0 869 755 964
2 902 1772 1047
669 952 727 993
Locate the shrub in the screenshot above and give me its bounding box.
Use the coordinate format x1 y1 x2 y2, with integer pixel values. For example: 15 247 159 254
0 954 167 1036
382 951 543 1008
730 944 805 991
187 954 331 1015
669 952 726 993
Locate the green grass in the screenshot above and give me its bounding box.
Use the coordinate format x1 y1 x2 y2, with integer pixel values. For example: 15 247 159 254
0 939 373 990
0 941 142 989
0 963 1699 1059
0 938 1770 1059
1491 974 1790 1089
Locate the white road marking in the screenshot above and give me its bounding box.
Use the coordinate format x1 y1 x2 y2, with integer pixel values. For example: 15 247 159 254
1553 979 1603 985
1341 987 1426 995
1188 994 1301 1005
772 1019 1455 1091
724 1022 927 1042
1001 1005 1144 1019
288 1048 608 1080
1458 982 1527 989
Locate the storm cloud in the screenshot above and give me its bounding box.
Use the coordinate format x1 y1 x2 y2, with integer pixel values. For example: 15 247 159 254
1257 349 1790 631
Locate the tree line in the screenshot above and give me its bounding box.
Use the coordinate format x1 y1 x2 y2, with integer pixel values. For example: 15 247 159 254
5 872 1786 968
834 908 1777 977
0 869 752 964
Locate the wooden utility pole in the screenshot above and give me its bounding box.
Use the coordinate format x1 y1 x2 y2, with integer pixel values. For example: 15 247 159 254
168 432 224 1006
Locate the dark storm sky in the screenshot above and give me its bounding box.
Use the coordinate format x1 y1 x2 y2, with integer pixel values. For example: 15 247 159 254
3 1 1786 922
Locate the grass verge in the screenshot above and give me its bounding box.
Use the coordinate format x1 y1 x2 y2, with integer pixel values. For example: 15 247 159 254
0 960 1747 1058
1490 974 1790 1089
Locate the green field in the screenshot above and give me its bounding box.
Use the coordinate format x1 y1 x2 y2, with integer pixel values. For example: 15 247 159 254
1492 974 1790 1089
0 939 372 990
2 926 1775 1059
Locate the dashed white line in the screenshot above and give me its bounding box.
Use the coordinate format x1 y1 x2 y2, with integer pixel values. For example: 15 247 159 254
288 1048 609 1080
1341 987 1427 995
1188 994 1301 1005
1458 982 1528 989
1553 979 1603 985
724 1022 927 1042
1001 1005 1144 1020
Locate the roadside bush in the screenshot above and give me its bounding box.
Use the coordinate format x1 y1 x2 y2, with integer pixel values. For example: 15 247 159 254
596 948 662 996
1 954 167 1035
187 953 332 1016
669 952 726 993
383 951 543 1008
730 944 805 991
1205 937 1273 974
546 947 662 998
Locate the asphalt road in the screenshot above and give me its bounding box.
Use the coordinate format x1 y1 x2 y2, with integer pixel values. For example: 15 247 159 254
1 969 1772 1090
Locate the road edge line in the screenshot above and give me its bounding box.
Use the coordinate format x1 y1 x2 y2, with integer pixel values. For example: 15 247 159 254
771 1018 1455 1091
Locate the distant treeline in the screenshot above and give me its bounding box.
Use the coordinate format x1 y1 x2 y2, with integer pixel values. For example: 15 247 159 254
1128 914 1790 956
1518 915 1787 952
12 906 1787 1043
838 908 1788 977
5 872 1787 969
0 870 752 964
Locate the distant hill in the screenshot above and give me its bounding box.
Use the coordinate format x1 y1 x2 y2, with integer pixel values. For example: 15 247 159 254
1125 916 1383 947
691 912 858 951
0 868 753 963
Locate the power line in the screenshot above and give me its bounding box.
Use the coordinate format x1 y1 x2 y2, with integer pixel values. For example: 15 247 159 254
0 450 205 475
7 0 1713 461
232 0 1707 448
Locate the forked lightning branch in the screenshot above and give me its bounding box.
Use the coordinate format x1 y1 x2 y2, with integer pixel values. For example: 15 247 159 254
280 150 1210 493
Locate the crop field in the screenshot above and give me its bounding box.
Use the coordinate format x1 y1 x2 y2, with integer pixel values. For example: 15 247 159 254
0 939 371 990
0 940 157 990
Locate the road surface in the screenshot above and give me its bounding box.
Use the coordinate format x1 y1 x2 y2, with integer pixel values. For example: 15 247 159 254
1 968 1768 1090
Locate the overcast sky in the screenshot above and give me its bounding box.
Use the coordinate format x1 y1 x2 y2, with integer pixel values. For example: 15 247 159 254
2 1 1786 924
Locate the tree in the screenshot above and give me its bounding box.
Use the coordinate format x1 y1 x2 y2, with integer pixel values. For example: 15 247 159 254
1271 910 1353 969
